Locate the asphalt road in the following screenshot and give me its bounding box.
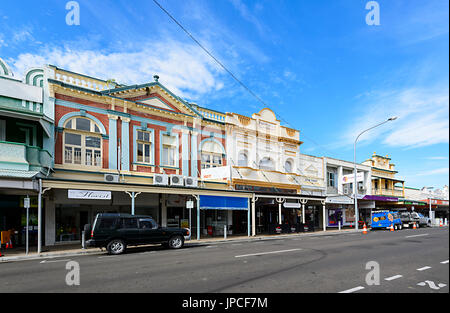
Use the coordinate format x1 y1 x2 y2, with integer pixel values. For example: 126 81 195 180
0 227 448 293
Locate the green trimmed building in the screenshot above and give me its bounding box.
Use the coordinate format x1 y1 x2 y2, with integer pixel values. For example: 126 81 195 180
0 58 54 248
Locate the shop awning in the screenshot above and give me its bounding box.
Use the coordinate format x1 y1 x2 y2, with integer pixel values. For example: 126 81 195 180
199 195 248 210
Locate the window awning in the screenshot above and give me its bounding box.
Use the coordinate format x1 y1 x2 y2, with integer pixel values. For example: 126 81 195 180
199 195 248 210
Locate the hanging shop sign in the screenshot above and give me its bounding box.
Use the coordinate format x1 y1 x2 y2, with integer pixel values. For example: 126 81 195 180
341 172 364 184
283 201 301 209
68 190 111 200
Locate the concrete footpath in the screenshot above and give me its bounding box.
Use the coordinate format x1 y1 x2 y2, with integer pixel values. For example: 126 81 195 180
0 228 365 263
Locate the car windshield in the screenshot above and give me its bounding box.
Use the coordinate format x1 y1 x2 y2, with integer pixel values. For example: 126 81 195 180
418 213 424 217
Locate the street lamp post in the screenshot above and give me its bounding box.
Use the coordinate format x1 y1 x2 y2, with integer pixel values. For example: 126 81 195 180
354 117 397 230
427 187 434 224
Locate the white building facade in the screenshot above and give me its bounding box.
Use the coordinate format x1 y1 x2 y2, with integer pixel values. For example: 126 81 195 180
324 157 373 227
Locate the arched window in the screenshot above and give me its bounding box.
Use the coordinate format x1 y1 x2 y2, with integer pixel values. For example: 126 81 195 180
285 160 293 173
63 117 102 167
259 157 274 171
237 151 248 167
201 141 223 169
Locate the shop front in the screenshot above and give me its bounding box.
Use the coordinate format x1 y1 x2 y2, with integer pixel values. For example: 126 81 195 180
252 194 326 235
326 196 375 228
0 195 40 247
49 189 160 245
41 178 253 245
198 195 249 238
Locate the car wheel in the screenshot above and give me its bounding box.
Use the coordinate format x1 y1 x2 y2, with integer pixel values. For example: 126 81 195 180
168 235 184 249
107 239 126 255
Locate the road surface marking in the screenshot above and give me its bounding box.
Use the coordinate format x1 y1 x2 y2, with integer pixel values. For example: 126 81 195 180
440 260 449 264
417 266 432 271
385 275 403 281
405 234 429 238
339 286 365 293
40 259 71 264
235 248 302 258
417 281 447 290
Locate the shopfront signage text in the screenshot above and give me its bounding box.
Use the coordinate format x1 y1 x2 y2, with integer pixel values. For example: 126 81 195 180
68 190 112 200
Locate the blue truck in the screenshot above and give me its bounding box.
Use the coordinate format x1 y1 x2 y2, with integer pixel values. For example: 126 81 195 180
371 210 403 230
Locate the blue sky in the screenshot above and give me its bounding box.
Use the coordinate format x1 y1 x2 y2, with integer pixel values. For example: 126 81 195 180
0 0 448 189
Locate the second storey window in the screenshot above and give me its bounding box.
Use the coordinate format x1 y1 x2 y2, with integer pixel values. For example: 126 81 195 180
161 134 177 167
136 130 152 164
63 117 102 167
327 172 336 187
201 153 222 169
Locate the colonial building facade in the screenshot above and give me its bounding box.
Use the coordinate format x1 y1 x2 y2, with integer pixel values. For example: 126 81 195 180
1 57 447 252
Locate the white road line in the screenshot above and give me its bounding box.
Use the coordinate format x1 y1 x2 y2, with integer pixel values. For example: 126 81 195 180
235 248 302 258
440 260 449 264
339 286 365 293
405 234 429 238
417 266 432 271
384 275 403 281
40 259 71 264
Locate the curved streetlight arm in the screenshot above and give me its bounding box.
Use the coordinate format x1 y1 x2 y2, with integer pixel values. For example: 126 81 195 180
353 118 397 230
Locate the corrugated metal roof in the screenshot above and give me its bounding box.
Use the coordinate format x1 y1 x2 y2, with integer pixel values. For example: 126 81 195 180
0 169 39 178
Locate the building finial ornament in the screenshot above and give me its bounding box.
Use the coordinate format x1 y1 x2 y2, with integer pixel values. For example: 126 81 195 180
153 74 159 82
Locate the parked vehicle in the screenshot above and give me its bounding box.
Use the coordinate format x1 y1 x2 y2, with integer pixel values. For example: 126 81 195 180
371 210 403 230
411 212 431 227
86 213 190 255
399 211 417 228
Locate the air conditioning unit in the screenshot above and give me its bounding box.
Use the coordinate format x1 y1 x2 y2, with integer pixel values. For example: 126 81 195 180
153 174 169 186
185 176 198 188
104 174 119 182
170 174 184 186
343 187 350 195
358 183 365 191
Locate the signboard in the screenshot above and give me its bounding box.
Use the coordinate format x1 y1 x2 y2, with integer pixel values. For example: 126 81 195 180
341 172 364 184
326 196 354 204
201 166 230 181
283 201 301 209
23 197 31 209
186 200 194 209
68 190 111 200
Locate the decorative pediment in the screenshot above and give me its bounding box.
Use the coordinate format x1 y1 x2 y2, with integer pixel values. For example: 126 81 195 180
139 97 177 112
108 83 200 117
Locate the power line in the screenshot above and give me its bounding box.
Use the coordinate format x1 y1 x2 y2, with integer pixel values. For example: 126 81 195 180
152 0 331 156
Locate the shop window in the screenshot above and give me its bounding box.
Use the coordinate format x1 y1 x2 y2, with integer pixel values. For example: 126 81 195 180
161 134 177 167
63 117 102 167
137 130 152 164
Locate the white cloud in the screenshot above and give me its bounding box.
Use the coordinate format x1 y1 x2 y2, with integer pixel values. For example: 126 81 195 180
340 86 449 149
416 167 449 176
9 40 226 101
426 156 449 160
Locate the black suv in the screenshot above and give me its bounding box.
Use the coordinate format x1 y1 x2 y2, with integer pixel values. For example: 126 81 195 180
86 213 190 255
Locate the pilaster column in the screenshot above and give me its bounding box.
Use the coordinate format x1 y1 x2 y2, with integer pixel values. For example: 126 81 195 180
121 117 130 171
108 114 118 170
